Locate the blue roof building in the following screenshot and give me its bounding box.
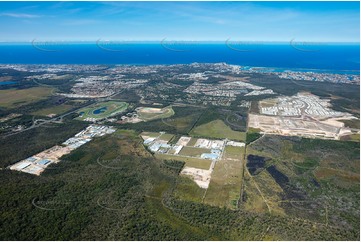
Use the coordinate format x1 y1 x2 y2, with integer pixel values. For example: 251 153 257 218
201 153 219 160
38 159 51 166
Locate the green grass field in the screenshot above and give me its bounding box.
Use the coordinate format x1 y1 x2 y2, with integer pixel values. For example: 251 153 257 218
178 146 211 157
0 87 53 108
159 133 174 142
77 101 128 120
32 104 74 116
161 113 200 133
155 153 212 170
190 119 246 141
137 106 174 121
186 137 198 146
204 147 244 209
224 146 244 160
141 131 161 139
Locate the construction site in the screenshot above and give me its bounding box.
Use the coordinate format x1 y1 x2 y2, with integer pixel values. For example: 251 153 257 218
249 92 358 140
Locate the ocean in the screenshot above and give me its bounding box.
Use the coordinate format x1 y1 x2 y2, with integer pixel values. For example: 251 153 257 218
0 42 359 74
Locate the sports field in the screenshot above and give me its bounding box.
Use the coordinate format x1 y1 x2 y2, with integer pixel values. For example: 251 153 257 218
137 106 174 121
190 119 246 141
77 101 128 121
0 87 53 108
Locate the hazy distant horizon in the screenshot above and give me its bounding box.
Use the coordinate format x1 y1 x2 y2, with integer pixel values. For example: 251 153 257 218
0 40 359 44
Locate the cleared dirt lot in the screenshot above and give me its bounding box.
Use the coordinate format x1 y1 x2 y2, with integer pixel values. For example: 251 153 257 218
249 114 354 140
180 166 212 189
251 92 358 140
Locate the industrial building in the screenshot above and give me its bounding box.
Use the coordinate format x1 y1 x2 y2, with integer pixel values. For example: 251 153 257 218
9 125 116 175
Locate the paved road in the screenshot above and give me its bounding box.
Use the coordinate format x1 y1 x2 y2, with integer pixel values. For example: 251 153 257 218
2 88 128 138
2 100 95 138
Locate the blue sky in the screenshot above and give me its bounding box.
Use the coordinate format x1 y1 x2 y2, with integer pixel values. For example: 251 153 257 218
0 1 359 42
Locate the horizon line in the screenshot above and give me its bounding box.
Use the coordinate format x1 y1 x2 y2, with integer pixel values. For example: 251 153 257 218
0 40 359 44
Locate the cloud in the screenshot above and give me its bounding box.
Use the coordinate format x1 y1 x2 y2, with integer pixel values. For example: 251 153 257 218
0 13 41 18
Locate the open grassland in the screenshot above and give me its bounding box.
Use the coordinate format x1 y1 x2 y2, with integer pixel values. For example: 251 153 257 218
314 167 360 184
178 146 210 157
162 113 200 133
155 153 212 170
140 131 161 139
158 133 174 142
244 135 360 229
204 147 244 209
224 146 244 160
190 119 246 141
186 137 198 146
241 171 271 213
32 104 74 116
0 87 53 108
140 132 174 143
77 101 128 120
250 167 287 215
193 108 248 132
137 106 174 121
